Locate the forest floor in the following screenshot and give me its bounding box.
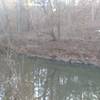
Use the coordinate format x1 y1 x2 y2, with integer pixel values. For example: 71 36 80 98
0 34 100 66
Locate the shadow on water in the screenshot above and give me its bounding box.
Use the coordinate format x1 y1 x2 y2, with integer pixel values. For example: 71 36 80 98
0 54 100 100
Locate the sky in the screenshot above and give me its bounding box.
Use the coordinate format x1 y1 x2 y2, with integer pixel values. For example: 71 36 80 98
28 0 80 6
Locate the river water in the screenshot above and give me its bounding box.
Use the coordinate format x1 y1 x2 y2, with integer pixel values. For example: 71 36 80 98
0 55 100 100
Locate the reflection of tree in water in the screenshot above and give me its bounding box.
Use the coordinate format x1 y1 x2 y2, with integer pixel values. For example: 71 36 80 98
29 59 100 100
0 56 100 100
0 85 5 100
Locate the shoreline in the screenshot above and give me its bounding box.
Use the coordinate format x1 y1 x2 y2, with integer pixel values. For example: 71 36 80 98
0 37 100 67
19 53 100 67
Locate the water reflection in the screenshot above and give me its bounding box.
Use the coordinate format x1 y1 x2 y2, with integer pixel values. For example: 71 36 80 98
0 85 5 100
32 67 100 100
0 55 100 100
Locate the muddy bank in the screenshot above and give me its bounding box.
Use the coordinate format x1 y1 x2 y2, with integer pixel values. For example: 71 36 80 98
0 37 100 66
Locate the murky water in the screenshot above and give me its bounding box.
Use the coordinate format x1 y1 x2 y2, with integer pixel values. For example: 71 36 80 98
0 55 100 100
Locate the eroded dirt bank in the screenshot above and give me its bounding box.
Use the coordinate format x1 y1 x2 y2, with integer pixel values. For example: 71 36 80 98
0 36 100 66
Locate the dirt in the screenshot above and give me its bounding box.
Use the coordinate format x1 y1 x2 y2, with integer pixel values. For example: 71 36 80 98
1 36 99 66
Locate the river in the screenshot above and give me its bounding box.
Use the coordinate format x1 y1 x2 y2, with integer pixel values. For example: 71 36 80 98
0 54 100 100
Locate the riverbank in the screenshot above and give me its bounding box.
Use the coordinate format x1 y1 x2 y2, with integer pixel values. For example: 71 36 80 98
0 35 100 66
